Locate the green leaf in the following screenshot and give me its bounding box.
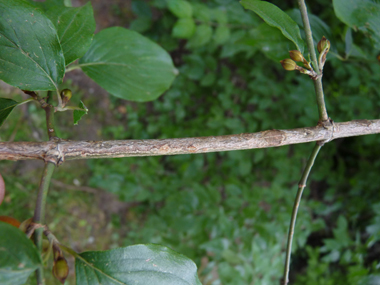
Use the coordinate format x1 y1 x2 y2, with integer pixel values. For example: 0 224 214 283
132 0 152 18
172 18 196 39
78 27 177 102
214 25 231 45
212 9 228 24
0 98 20 127
167 0 193 18
0 222 42 285
240 0 304 53
186 25 213 49
73 101 88 125
37 2 96 65
333 0 380 49
75 244 202 285
239 23 293 61
0 0 65 91
193 3 211 22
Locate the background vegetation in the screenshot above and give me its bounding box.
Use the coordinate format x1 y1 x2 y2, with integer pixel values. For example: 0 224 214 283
0 0 380 284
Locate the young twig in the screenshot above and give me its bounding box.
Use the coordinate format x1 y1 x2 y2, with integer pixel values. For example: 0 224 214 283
33 162 56 285
45 91 57 139
282 1 331 283
297 0 329 122
282 143 322 284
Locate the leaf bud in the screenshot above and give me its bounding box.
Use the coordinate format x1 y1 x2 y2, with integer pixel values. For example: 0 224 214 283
317 36 330 53
289 50 304 62
280 59 297 71
60 89 72 108
52 256 69 284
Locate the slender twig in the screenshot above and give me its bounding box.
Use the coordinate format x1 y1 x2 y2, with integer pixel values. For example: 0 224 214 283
297 0 329 121
282 143 322 284
33 162 56 285
45 91 57 139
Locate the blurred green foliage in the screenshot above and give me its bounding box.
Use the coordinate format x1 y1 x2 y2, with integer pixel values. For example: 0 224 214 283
1 0 380 284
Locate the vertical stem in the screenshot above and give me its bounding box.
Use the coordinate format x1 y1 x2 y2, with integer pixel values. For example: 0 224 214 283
313 77 328 121
33 162 56 285
45 91 57 139
297 0 319 73
282 143 322 284
297 0 329 121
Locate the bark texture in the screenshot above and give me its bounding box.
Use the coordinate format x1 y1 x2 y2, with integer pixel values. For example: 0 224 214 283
0 119 378 163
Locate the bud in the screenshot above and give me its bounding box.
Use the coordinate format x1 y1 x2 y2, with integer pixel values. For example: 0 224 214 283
19 217 33 233
289 50 304 62
60 89 72 108
280 59 297 71
52 256 69 284
317 36 330 53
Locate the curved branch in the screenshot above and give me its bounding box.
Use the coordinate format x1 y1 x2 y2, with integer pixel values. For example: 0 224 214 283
0 119 378 162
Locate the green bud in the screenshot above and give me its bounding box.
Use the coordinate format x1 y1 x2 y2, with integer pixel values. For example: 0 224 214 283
52 256 69 284
289 50 304 62
280 59 297 71
317 36 330 53
60 89 72 108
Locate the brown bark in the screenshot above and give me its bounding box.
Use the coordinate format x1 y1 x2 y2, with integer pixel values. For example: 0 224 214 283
0 119 378 163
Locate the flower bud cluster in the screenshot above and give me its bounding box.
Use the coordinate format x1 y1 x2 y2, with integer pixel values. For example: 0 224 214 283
280 36 331 80
280 51 315 77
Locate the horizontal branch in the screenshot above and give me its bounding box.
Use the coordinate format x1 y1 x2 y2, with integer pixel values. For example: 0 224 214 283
0 119 379 163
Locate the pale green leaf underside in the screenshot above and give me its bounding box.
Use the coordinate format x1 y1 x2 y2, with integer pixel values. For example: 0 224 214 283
333 0 380 49
0 0 65 91
73 100 87 125
0 222 42 285
78 27 177 102
75 244 202 285
240 0 304 53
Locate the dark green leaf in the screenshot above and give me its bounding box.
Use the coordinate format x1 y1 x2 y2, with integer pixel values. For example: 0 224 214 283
287 9 337 54
0 0 65 91
240 0 304 53
186 25 213 49
0 222 42 285
79 27 177 102
41 2 96 65
132 0 152 18
0 98 20 127
75 244 202 285
73 101 87 125
129 17 152 33
333 0 380 49
167 0 193 18
172 18 196 39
